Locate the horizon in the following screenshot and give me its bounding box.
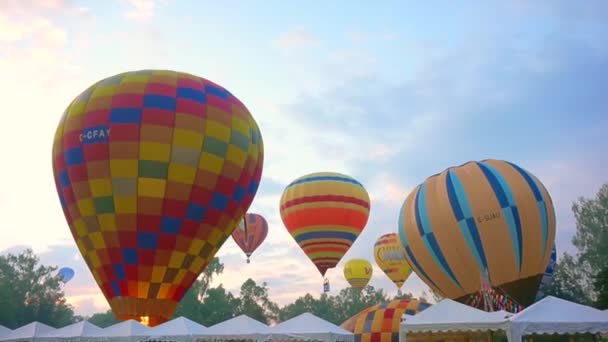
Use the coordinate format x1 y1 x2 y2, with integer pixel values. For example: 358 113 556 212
1 0 607 317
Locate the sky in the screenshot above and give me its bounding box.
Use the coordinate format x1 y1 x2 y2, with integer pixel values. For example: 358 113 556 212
0 0 607 318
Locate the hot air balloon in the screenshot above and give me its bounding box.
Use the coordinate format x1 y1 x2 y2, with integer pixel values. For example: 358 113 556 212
232 213 268 263
343 258 373 289
374 233 412 294
52 69 264 326
398 159 556 312
58 267 75 283
340 298 431 342
535 244 557 301
279 172 370 290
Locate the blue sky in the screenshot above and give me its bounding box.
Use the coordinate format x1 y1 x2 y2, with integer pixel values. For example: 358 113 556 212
0 0 606 317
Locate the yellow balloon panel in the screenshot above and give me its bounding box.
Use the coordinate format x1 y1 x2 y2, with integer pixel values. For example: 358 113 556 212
374 233 413 289
343 258 373 288
398 159 556 308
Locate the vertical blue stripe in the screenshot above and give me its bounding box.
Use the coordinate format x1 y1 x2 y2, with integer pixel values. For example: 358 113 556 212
447 171 489 271
479 162 523 271
506 162 550 256
415 185 462 288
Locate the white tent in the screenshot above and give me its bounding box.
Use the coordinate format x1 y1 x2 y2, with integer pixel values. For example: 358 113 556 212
272 313 354 342
39 321 103 342
86 320 152 342
507 296 608 342
202 315 315 342
400 299 510 342
147 317 207 342
1 322 55 342
0 326 12 339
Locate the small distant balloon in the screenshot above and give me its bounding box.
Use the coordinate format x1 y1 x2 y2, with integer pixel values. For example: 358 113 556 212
58 267 75 283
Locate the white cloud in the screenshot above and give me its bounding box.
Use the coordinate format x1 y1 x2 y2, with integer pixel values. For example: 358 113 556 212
123 0 157 21
272 27 320 53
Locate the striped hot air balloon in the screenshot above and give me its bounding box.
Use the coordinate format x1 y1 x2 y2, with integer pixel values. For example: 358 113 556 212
232 213 268 263
279 172 370 287
374 233 412 293
398 159 556 312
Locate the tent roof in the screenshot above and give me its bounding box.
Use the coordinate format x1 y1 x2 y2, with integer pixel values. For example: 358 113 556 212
40 320 102 338
151 317 207 335
91 320 152 337
5 322 55 339
402 299 510 332
273 313 352 335
0 325 12 338
509 296 608 336
206 315 271 335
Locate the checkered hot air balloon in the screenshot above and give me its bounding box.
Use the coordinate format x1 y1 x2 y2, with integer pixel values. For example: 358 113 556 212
231 213 268 263
51 70 264 326
398 159 556 311
279 172 370 289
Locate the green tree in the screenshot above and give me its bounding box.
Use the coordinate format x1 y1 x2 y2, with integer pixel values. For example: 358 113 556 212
278 293 339 323
594 264 608 310
172 257 224 322
0 249 77 328
200 285 241 326
332 286 388 324
236 279 279 324
88 310 119 328
543 253 593 305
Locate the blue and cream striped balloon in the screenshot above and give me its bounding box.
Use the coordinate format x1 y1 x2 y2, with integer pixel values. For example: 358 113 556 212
398 159 556 308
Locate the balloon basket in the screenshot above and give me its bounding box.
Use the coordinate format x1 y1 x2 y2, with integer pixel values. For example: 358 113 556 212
323 278 330 293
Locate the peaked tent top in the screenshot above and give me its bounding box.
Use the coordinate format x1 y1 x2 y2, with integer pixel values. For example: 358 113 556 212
5 322 55 339
206 315 271 335
0 326 12 338
274 312 352 335
405 299 510 325
91 320 152 337
40 320 103 338
510 296 607 323
151 316 207 335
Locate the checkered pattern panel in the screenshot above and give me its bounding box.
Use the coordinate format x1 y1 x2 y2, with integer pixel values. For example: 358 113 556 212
350 299 431 342
52 70 264 303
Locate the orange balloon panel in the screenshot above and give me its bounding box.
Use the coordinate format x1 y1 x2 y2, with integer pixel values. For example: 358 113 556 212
374 233 413 289
398 159 555 309
280 172 370 277
51 70 264 325
341 299 431 342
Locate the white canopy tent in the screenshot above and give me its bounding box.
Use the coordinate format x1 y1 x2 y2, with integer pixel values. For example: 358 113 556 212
146 317 207 342
399 299 511 342
85 320 153 342
201 315 317 342
272 313 354 342
0 327 12 339
39 321 103 342
507 296 608 342
1 322 56 342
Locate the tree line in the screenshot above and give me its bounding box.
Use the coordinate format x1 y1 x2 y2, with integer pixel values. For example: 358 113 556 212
0 183 606 329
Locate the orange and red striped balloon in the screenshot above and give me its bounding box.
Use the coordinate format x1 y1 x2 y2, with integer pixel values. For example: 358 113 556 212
279 172 370 277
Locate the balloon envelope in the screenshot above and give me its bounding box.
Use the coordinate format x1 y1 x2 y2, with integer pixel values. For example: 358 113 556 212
340 298 431 341
52 70 264 326
279 172 370 277
374 233 412 290
398 159 556 311
535 244 557 301
231 213 268 262
343 258 373 289
58 267 75 283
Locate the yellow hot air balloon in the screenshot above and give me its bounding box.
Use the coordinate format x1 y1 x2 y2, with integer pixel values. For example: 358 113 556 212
343 258 373 289
374 233 412 293
398 159 556 312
